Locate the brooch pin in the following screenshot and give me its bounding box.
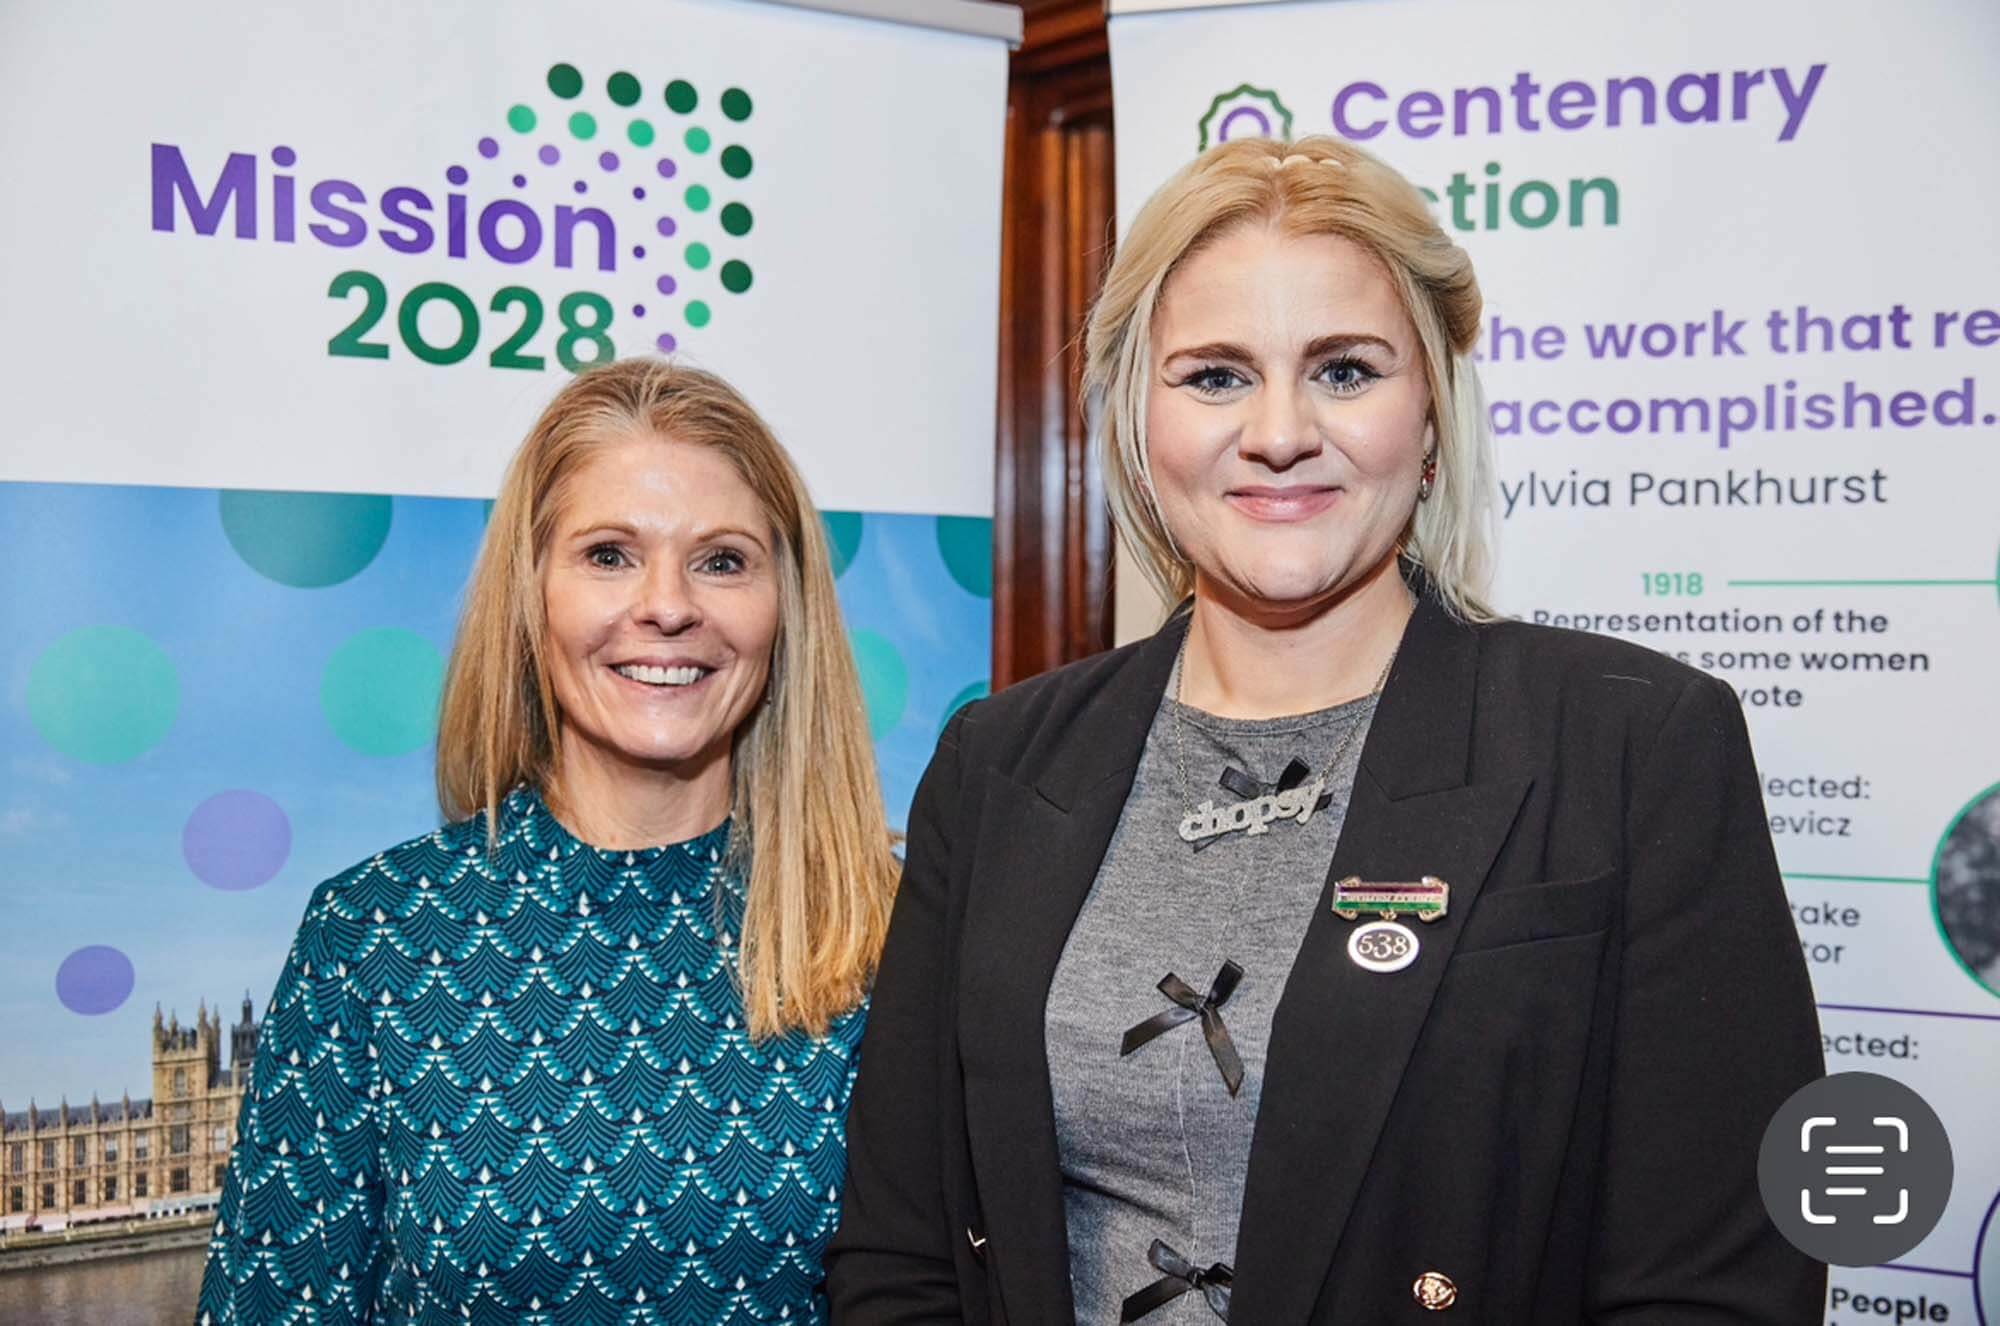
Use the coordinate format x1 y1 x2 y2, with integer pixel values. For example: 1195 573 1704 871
1332 876 1449 973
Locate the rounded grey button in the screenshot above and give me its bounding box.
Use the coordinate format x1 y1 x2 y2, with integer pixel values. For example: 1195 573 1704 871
1758 1071 1952 1267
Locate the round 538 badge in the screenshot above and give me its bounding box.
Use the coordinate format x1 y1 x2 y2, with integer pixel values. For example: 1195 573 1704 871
1333 876 1449 973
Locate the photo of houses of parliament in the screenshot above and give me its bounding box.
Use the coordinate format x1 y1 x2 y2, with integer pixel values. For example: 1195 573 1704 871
0 998 258 1231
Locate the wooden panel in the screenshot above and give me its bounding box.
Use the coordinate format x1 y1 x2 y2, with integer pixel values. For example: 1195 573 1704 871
992 0 1117 689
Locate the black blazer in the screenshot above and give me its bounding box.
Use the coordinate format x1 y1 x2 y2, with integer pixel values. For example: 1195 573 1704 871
827 590 1825 1324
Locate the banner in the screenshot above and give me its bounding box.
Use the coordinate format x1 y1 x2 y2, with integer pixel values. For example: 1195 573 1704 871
0 0 1007 1308
1108 0 2000 1318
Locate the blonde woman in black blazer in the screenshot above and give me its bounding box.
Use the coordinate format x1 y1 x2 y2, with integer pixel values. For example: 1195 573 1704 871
827 137 1823 1324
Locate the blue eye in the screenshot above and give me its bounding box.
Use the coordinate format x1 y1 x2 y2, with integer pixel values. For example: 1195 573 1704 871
1316 357 1380 394
701 549 747 575
1183 366 1248 397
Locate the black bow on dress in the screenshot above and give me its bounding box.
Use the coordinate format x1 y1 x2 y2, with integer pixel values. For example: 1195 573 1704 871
1119 960 1245 1095
1120 1238 1233 1321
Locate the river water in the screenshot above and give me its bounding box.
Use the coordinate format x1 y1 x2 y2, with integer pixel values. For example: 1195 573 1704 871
0 1244 204 1325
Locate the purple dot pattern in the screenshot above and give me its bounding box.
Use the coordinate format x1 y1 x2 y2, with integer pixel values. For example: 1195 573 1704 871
656 216 677 237
574 181 588 194
273 146 296 167
183 789 293 892
633 245 646 259
538 144 560 165
447 165 469 185
478 137 499 159
656 274 677 295
599 151 620 171
513 174 527 188
632 186 647 200
656 158 678 179
56 946 135 1016
656 333 677 352
633 304 646 317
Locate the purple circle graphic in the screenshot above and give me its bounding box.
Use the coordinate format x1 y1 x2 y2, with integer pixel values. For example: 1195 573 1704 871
655 216 677 237
183 790 292 892
446 165 469 185
599 151 620 171
513 174 527 188
632 304 646 317
655 157 678 179
573 180 588 194
656 274 677 295
56 946 135 1016
272 146 297 167
1217 107 1272 141
538 144 560 165
632 245 647 259
478 137 500 159
632 186 647 200
656 333 677 352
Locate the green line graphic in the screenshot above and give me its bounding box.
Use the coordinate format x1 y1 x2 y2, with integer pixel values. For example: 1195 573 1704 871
1782 872 1928 886
1729 579 1998 587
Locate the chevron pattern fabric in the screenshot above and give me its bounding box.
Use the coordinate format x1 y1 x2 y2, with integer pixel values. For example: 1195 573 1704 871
197 787 865 1325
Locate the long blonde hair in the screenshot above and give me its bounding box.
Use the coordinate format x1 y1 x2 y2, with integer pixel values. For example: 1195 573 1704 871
437 358 898 1038
1086 134 1497 621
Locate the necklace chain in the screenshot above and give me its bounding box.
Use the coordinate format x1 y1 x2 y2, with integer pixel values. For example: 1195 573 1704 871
1170 630 1399 833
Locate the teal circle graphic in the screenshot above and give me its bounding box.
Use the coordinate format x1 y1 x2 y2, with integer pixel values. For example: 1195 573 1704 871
27 626 179 764
849 630 908 740
940 680 989 738
220 490 392 588
823 511 863 577
936 515 994 598
685 126 712 153
321 628 445 756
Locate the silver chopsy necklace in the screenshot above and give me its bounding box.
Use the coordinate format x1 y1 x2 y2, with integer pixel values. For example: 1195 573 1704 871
1171 634 1397 846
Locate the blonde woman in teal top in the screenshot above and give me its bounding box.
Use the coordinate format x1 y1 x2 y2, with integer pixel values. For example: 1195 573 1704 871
198 360 899 1324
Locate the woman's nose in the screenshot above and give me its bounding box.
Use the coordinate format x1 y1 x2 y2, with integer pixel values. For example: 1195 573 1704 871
634 561 702 633
1238 383 1322 470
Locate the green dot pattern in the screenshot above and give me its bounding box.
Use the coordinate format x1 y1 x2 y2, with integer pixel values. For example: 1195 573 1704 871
547 63 583 98
628 119 655 147
721 145 753 179
607 72 641 106
685 126 711 154
720 261 753 294
686 300 711 328
823 511 864 577
849 629 909 740
719 203 752 237
685 242 711 270
27 626 180 765
936 516 994 598
721 88 753 122
220 490 392 588
508 105 537 133
321 628 445 757
665 80 697 113
569 111 597 141
685 185 711 212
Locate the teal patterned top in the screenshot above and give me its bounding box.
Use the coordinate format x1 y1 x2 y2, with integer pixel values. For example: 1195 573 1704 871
197 787 866 1325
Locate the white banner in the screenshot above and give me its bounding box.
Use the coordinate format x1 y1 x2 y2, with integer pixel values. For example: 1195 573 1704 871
0 0 1004 515
1110 0 2000 1317
0 3 1006 1302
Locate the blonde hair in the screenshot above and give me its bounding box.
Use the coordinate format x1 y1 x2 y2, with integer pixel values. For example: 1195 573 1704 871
1085 134 1497 621
437 358 898 1039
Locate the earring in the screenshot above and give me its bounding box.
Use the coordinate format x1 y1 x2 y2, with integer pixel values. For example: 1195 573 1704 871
1418 451 1438 502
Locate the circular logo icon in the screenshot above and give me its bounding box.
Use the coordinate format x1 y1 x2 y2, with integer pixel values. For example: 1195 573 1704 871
1348 920 1419 973
1757 1071 1953 1267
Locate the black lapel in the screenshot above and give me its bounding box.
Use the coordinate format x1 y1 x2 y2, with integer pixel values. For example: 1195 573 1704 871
1230 594 1530 1321
955 615 1187 1322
